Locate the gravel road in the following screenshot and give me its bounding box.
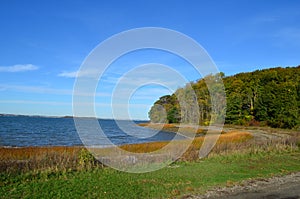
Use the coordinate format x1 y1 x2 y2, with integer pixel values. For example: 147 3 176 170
188 172 300 199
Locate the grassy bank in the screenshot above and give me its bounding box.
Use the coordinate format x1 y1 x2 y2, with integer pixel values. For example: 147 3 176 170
0 131 252 173
1 126 299 198
1 147 299 198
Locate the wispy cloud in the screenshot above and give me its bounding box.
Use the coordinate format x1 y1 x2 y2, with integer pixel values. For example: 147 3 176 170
111 86 172 101
58 71 78 78
0 100 70 106
0 100 151 109
0 64 39 72
0 84 110 97
250 15 278 25
274 27 300 44
58 69 100 78
0 84 72 95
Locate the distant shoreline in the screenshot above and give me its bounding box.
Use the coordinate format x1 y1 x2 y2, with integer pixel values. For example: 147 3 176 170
0 113 149 121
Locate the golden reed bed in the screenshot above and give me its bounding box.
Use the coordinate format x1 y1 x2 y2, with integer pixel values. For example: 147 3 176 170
0 131 252 161
0 122 255 173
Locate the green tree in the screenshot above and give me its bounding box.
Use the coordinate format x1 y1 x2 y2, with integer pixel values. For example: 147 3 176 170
167 107 181 123
149 66 300 129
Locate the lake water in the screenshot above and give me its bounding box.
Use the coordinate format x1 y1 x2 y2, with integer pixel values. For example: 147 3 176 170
0 115 181 147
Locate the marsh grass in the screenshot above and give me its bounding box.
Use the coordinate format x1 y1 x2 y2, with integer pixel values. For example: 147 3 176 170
120 131 252 158
0 131 252 173
0 147 85 173
1 129 299 174
138 122 226 135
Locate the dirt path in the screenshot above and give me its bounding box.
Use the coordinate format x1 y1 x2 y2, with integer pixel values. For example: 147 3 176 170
188 172 300 199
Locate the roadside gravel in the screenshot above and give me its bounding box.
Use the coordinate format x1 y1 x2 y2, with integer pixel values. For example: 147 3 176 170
187 172 300 199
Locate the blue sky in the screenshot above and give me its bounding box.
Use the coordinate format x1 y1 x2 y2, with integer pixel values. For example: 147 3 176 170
0 0 299 119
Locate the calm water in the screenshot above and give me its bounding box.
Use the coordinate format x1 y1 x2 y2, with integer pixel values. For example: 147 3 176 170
0 116 182 147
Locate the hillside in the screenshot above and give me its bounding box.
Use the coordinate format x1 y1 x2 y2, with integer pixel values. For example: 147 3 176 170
148 66 300 129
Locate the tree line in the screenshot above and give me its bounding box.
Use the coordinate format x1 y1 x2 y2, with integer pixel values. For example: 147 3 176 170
148 66 300 129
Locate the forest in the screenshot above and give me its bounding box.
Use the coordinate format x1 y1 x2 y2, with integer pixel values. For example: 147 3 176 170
148 66 300 129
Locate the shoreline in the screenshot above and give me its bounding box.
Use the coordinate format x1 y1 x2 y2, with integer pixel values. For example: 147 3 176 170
1 126 299 198
1 123 297 150
0 131 254 163
1 124 297 166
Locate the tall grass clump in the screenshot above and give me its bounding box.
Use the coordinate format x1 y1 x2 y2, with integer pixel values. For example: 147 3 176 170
0 147 100 174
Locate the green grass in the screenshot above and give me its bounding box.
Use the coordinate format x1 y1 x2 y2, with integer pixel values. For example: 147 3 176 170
1 149 300 199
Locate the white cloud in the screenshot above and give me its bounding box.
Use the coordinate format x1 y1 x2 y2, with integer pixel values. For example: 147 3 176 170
0 64 39 72
58 71 78 78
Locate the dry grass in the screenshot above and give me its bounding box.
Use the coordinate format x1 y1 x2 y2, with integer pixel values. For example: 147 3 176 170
180 131 254 161
137 123 225 135
120 131 253 156
209 134 300 159
120 141 169 153
138 123 177 128
1 129 298 174
0 131 252 173
0 146 91 173
0 146 81 160
137 123 150 127
216 131 253 143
